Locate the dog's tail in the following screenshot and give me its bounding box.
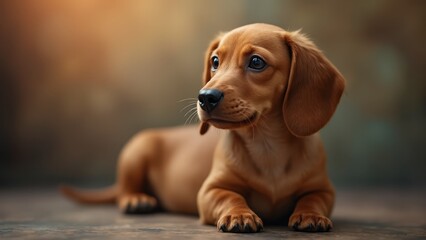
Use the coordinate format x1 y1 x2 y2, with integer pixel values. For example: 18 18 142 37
59 184 118 204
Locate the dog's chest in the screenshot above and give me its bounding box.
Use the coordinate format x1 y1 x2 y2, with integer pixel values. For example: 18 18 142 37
247 143 295 184
248 190 295 222
244 144 306 221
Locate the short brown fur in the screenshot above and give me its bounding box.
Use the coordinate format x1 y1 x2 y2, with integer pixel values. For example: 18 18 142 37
61 23 345 233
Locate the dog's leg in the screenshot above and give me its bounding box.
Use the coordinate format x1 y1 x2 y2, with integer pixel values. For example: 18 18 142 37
288 190 334 232
198 188 263 233
117 163 158 214
116 133 159 214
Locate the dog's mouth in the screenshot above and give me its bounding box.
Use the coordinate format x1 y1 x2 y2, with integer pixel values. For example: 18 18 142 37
205 112 258 129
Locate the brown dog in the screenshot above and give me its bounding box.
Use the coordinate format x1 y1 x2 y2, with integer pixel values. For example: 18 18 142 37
61 23 345 233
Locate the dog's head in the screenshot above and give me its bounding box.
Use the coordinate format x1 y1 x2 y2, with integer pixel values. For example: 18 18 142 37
198 23 345 137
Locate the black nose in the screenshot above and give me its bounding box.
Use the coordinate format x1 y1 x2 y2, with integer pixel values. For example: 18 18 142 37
198 89 224 113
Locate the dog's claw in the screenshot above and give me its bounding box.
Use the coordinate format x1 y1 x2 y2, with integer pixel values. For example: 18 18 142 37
217 212 263 233
119 194 157 214
243 224 252 233
289 213 332 232
257 223 264 232
219 224 227 232
231 224 240 232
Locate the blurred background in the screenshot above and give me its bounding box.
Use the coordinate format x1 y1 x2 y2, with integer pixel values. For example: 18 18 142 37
0 0 425 189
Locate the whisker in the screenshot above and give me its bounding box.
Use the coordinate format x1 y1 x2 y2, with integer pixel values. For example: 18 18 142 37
178 96 200 126
184 106 197 117
180 102 197 113
177 98 197 103
183 105 200 125
184 108 195 124
180 103 197 112
186 110 199 125
184 110 195 125
179 99 197 111
189 111 200 124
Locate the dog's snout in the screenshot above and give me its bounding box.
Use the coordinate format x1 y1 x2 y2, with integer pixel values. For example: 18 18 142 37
198 89 224 113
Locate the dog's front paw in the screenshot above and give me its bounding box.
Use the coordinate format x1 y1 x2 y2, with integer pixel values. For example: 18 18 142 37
118 194 157 214
289 212 333 232
217 211 263 233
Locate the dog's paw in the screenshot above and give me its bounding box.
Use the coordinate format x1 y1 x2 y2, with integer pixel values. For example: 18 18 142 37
217 212 263 233
289 212 333 232
118 194 157 214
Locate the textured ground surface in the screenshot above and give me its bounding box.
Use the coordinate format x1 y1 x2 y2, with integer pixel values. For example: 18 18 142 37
1 188 425 239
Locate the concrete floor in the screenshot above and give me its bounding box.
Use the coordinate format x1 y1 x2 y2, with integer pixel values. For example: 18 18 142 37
0 188 425 239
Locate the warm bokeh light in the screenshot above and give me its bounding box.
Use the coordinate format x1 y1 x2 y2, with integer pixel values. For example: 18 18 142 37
0 0 425 187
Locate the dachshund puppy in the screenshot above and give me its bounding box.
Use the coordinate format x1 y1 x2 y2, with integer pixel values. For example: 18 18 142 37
196 23 344 232
61 23 345 233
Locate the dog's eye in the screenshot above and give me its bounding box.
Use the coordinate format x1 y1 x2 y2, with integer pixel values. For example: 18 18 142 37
248 55 267 71
211 56 219 71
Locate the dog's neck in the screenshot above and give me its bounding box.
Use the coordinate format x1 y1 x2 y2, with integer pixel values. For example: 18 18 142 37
228 111 306 182
230 111 302 165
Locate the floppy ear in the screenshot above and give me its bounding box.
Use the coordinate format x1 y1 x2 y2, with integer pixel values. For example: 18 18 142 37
282 31 345 137
199 34 223 135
